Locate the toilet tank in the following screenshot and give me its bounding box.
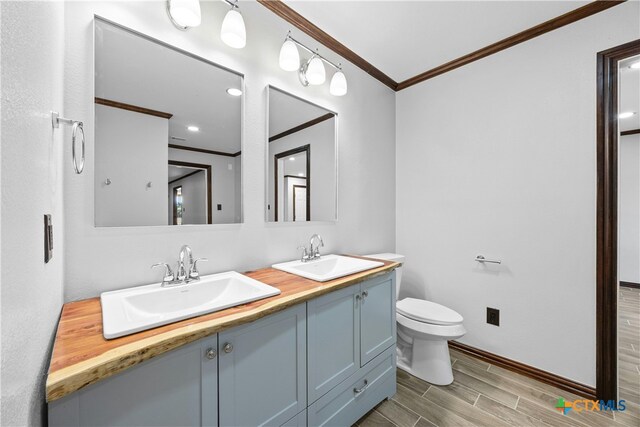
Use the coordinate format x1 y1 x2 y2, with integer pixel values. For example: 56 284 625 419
364 253 405 298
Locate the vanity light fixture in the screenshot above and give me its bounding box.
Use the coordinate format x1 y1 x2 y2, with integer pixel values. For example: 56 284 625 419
619 111 637 119
305 56 326 86
330 70 348 97
279 32 348 96
279 39 300 71
187 125 200 132
167 0 202 30
220 0 246 49
226 88 242 96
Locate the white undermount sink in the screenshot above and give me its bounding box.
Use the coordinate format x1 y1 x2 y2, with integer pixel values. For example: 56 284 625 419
101 271 281 339
272 254 384 282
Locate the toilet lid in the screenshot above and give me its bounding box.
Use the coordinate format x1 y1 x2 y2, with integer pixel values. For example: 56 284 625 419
396 298 463 326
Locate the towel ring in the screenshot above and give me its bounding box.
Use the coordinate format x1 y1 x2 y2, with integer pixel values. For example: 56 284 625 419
52 111 85 174
71 121 85 174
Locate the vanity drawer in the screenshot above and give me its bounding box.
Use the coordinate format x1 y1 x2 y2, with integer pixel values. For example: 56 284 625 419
307 346 396 427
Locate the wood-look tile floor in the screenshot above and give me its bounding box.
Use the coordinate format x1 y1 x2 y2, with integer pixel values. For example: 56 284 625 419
355 286 640 427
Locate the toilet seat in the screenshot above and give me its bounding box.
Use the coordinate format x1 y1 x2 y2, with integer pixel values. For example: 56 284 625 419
397 298 463 326
397 312 467 340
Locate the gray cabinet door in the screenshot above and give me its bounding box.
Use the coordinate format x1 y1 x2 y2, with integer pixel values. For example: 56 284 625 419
218 304 307 427
307 284 361 404
360 272 396 366
49 336 218 427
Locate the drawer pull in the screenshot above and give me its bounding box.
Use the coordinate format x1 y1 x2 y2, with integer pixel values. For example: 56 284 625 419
353 379 369 394
205 348 217 360
223 342 234 353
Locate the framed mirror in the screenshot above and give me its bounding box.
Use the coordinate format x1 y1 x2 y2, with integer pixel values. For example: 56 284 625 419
94 18 243 227
267 86 337 222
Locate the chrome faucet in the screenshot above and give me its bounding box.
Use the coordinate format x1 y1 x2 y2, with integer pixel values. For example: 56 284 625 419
309 234 324 259
152 245 207 286
298 234 324 262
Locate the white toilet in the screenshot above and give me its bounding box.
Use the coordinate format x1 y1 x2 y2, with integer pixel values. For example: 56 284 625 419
365 253 466 385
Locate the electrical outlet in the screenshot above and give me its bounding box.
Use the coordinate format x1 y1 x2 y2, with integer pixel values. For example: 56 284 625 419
487 307 500 326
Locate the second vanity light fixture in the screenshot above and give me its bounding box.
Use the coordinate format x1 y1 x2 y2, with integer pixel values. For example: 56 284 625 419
167 0 246 49
279 32 348 97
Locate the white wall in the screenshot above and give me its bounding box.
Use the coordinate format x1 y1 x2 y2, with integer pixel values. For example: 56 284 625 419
169 171 207 225
95 105 169 226
620 134 640 284
396 2 640 387
63 1 396 301
168 148 240 224
268 118 336 222
1 2 66 425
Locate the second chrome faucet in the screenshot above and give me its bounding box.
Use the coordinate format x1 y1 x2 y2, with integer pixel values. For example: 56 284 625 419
298 234 324 262
152 245 207 286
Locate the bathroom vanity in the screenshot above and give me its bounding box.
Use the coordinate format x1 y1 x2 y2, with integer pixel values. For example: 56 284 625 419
47 258 398 426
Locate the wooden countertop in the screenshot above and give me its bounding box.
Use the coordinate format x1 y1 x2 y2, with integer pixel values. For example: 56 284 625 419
46 256 399 402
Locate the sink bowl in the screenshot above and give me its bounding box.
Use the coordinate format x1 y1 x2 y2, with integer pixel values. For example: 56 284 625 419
101 271 281 339
272 255 384 282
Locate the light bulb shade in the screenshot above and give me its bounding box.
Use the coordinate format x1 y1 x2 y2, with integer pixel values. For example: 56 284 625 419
168 0 201 28
306 57 326 85
279 40 300 71
330 71 348 96
221 9 246 49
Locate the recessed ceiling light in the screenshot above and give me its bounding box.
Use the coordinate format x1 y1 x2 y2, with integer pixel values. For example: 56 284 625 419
619 111 636 119
289 157 296 161
630 61 640 69
187 125 199 132
226 88 242 97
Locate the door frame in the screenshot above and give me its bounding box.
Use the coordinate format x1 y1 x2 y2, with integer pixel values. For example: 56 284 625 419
168 160 213 225
274 144 311 221
595 38 640 401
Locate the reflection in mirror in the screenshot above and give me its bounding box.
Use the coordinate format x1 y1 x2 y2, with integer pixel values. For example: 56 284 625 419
94 18 242 227
267 87 337 222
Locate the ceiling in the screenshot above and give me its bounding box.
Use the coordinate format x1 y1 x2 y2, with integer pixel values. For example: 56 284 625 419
283 152 308 177
268 87 332 136
282 1 589 82
169 164 205 181
96 20 242 153
619 55 640 133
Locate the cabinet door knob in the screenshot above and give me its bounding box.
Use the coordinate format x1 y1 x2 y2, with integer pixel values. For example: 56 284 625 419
205 348 217 360
362 290 368 298
223 342 234 353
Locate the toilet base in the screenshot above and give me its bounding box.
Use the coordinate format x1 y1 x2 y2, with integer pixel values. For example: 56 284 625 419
397 339 455 386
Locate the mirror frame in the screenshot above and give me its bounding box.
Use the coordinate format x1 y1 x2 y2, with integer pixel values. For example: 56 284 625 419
93 16 245 227
265 85 339 224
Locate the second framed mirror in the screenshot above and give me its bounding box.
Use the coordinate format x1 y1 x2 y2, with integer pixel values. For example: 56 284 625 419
267 86 337 222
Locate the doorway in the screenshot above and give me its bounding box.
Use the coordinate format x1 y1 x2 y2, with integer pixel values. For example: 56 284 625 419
274 145 311 222
595 39 640 401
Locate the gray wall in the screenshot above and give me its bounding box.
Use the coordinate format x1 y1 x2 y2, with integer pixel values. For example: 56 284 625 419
395 2 640 387
63 1 396 301
1 2 65 425
95 105 169 227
